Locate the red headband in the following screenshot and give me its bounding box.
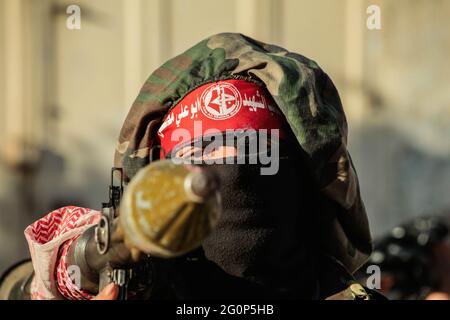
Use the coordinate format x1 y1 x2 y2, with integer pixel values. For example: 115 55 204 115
157 79 287 155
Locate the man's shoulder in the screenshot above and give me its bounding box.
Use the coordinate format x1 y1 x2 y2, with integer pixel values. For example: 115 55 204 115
317 255 387 300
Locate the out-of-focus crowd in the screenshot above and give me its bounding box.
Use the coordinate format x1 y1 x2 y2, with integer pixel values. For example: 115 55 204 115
356 211 450 300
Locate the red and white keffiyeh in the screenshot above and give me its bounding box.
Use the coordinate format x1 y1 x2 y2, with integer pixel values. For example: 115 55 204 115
24 206 100 300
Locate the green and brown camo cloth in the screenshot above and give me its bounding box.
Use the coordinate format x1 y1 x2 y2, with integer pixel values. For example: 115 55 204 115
114 32 372 273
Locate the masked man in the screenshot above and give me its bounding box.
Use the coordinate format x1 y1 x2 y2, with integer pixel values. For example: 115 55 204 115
1 33 381 300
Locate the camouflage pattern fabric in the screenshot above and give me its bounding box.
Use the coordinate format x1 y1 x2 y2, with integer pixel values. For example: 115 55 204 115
114 33 372 273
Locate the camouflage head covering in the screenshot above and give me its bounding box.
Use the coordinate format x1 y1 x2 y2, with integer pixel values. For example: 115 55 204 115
114 32 372 273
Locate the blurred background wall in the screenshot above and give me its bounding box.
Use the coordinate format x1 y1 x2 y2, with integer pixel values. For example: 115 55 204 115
0 0 449 274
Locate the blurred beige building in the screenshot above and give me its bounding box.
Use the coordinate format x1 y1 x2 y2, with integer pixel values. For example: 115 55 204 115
0 0 449 273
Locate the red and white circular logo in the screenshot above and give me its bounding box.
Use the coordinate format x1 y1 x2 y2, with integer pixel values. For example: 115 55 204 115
200 82 242 120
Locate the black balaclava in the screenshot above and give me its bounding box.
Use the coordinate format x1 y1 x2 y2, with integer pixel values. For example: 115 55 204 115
151 78 321 299
160 141 319 299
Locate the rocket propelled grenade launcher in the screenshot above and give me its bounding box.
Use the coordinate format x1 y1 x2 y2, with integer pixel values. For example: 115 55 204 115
67 160 221 299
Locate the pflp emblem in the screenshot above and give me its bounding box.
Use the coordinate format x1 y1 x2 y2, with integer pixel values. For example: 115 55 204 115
200 82 242 120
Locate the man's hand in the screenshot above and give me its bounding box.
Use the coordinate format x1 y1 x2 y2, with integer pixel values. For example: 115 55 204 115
92 283 119 300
